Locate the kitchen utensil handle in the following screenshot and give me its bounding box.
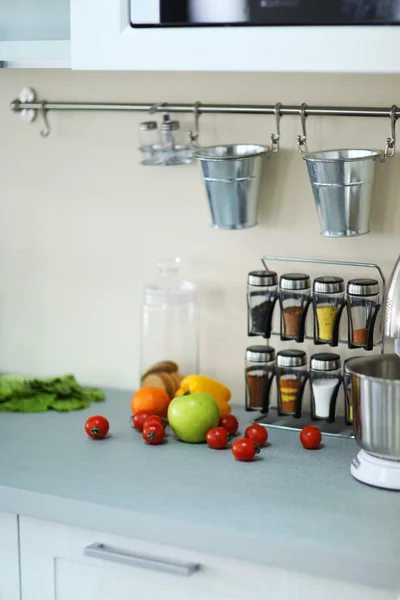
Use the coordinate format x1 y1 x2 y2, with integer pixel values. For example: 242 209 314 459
84 543 200 577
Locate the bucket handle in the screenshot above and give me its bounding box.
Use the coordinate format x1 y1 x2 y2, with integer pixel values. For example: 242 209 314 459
380 105 398 163
297 103 308 154
271 102 282 153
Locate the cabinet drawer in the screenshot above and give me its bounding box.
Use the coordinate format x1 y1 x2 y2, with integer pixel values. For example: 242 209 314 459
19 517 395 600
0 511 20 600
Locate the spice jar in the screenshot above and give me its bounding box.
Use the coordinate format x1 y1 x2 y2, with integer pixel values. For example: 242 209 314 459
276 349 308 417
313 276 345 346
139 121 162 165
342 357 360 425
247 271 278 338
279 273 312 342
245 345 276 413
309 353 342 421
347 279 381 351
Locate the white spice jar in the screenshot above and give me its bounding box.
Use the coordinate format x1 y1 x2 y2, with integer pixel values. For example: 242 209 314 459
309 353 342 421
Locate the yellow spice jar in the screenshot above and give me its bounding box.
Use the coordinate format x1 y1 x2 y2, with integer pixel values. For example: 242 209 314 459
313 276 345 344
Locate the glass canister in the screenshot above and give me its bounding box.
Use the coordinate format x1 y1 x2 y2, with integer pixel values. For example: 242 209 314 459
309 353 342 421
247 271 278 338
347 278 381 351
279 273 312 342
313 276 345 346
245 345 276 413
160 115 192 166
139 121 162 166
276 349 308 417
140 258 198 386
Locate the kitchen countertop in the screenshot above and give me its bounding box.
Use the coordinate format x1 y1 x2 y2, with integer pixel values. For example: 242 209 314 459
0 388 399 591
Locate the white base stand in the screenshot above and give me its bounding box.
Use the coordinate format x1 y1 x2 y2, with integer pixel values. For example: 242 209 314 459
351 450 400 491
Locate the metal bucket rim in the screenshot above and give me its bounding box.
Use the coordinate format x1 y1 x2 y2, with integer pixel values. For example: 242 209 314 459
303 148 381 163
195 143 269 162
345 354 400 383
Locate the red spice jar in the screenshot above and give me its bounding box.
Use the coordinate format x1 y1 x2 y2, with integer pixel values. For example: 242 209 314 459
347 279 381 351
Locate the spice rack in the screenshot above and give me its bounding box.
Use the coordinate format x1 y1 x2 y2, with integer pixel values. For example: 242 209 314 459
246 256 385 438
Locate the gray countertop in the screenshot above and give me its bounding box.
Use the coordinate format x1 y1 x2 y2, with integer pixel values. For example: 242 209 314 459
0 389 399 591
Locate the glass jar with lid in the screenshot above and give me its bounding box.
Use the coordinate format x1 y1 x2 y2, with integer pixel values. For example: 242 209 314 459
309 353 342 421
140 258 198 386
247 271 278 338
160 115 192 166
139 121 162 166
313 276 345 346
279 273 312 342
276 349 308 417
245 345 276 413
347 278 381 351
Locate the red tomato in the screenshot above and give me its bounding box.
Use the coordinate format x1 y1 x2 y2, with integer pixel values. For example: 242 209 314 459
219 415 239 436
245 424 268 446
144 415 165 429
300 426 322 450
85 415 109 440
206 427 229 450
232 438 260 462
132 410 154 432
142 422 165 445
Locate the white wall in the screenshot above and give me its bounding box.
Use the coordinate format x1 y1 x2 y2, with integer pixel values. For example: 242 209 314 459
0 69 399 400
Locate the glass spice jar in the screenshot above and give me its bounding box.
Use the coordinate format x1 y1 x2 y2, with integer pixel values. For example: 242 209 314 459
139 121 162 166
347 279 381 351
245 345 276 413
276 349 308 417
309 353 342 421
247 271 278 338
313 276 345 346
279 273 312 342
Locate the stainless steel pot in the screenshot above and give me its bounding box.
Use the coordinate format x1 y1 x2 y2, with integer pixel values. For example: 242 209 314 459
345 354 400 459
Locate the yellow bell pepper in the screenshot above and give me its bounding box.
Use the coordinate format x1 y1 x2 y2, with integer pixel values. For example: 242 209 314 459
175 375 231 416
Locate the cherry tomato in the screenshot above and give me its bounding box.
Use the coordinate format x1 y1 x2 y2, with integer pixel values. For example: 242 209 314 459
219 415 239 436
245 424 268 446
144 415 165 429
142 422 165 445
85 415 109 440
206 427 229 450
232 438 260 462
300 426 322 450
132 410 154 432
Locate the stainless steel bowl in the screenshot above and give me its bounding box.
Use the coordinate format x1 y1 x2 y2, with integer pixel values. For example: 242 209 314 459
345 354 400 459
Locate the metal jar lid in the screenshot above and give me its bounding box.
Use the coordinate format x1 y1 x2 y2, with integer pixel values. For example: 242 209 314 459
276 349 307 368
140 121 158 131
246 345 275 363
279 273 311 291
347 278 380 297
313 276 345 294
310 352 341 372
248 270 278 287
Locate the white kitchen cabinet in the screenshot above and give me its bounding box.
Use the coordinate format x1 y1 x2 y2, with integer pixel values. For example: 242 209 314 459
0 511 20 600
0 0 70 65
19 516 396 600
70 0 400 72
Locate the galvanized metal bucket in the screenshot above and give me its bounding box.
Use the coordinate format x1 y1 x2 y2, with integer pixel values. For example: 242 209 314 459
195 144 268 230
303 149 380 237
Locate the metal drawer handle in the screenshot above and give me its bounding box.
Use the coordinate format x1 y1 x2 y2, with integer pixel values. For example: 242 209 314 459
84 543 200 577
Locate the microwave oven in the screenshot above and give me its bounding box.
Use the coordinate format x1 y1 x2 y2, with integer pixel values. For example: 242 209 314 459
130 1 400 27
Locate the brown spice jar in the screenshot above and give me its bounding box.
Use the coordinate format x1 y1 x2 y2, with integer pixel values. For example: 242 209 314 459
247 371 269 410
283 306 304 337
279 378 301 413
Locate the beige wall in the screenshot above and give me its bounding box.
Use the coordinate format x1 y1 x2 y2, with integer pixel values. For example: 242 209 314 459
0 69 399 401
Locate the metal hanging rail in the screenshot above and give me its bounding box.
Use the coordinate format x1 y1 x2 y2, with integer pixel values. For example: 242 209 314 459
9 99 400 119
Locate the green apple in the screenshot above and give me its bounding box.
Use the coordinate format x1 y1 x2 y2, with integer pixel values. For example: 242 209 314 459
168 393 219 443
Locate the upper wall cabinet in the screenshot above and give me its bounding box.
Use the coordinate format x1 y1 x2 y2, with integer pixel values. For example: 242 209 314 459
0 0 70 65
70 0 400 72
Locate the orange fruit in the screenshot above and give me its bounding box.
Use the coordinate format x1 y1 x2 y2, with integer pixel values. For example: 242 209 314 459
131 387 171 418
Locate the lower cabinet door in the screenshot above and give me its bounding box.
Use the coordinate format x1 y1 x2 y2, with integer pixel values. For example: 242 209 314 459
19 517 397 600
0 511 20 600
